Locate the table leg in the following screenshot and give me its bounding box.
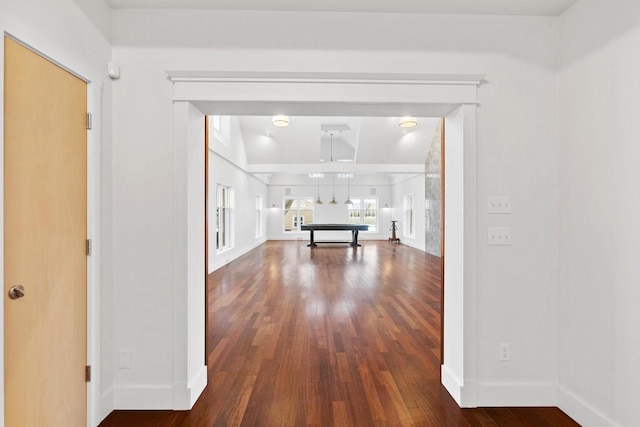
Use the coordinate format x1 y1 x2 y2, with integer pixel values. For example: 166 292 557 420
351 230 362 247
307 230 317 247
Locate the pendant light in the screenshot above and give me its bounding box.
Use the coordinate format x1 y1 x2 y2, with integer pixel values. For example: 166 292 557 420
344 175 353 205
330 132 334 162
329 174 338 205
315 176 323 205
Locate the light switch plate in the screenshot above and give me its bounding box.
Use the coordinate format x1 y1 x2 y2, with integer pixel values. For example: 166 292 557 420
488 227 512 245
488 196 511 214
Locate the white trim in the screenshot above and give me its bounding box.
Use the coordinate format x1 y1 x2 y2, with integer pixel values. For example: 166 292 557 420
557 385 619 427
100 388 115 422
114 385 174 410
173 71 481 413
461 104 479 408
188 365 208 407
166 71 485 86
476 382 557 407
172 365 208 409
441 364 464 405
209 240 266 273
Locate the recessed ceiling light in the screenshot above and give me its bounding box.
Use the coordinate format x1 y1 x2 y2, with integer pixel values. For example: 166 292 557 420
399 117 418 128
272 115 290 127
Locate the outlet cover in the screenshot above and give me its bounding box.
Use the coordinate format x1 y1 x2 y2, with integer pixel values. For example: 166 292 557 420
488 196 512 214
499 343 511 361
488 227 512 246
117 350 132 369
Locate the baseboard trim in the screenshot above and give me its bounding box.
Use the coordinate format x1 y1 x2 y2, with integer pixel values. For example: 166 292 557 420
208 240 266 273
113 385 174 410
476 381 556 407
557 385 618 427
188 365 208 407
99 387 115 425
441 364 463 405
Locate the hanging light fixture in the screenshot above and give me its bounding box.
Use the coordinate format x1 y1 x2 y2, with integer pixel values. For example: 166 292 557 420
344 175 353 205
329 174 338 205
272 115 290 127
399 116 417 128
315 176 323 205
330 132 334 162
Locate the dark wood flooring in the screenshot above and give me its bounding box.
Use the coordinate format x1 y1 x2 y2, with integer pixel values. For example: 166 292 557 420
100 241 578 426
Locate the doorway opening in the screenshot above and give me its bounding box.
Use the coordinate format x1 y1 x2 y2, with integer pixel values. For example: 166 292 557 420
170 71 479 410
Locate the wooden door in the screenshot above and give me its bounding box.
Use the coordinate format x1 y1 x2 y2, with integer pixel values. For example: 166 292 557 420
4 37 87 426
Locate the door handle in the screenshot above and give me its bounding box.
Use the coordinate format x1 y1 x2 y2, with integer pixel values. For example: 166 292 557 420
8 285 25 300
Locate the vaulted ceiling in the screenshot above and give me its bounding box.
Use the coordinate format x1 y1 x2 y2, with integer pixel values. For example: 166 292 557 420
105 0 578 16
236 116 441 181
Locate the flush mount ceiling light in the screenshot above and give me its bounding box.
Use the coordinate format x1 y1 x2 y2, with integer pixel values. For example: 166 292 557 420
272 115 290 127
399 116 418 128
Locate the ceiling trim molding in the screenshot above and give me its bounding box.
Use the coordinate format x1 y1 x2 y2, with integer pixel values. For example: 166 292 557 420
166 71 485 86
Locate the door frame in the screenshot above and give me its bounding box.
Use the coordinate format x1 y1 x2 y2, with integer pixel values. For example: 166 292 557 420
0 33 100 426
171 71 481 408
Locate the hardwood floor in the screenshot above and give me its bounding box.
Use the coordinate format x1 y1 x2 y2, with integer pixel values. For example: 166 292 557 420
100 241 578 427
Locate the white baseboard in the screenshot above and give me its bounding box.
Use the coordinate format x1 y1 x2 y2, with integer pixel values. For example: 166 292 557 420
441 364 463 406
188 365 208 407
476 381 556 407
397 239 426 252
172 365 207 409
208 240 266 273
557 385 618 427
110 366 207 412
113 385 174 410
98 387 115 425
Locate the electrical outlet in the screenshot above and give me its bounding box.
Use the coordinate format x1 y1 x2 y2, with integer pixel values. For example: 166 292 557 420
118 350 132 369
488 196 512 214
488 227 512 246
499 343 511 361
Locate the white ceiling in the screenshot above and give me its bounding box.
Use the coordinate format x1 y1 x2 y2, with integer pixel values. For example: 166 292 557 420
238 116 441 176
106 0 578 16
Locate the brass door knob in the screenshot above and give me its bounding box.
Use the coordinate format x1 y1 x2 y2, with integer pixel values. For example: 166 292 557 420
8 285 25 300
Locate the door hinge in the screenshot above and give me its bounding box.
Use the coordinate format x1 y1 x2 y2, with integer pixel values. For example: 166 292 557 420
86 112 92 130
86 365 91 382
86 239 92 256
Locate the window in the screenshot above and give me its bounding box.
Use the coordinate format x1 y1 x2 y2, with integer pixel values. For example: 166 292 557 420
208 115 231 146
403 194 415 238
348 198 378 232
216 185 232 251
283 197 314 232
255 195 263 238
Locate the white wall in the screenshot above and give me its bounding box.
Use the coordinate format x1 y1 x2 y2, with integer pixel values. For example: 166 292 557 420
0 1 112 425
391 175 426 251
208 117 268 272
267 174 393 242
111 10 560 409
558 2 640 426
